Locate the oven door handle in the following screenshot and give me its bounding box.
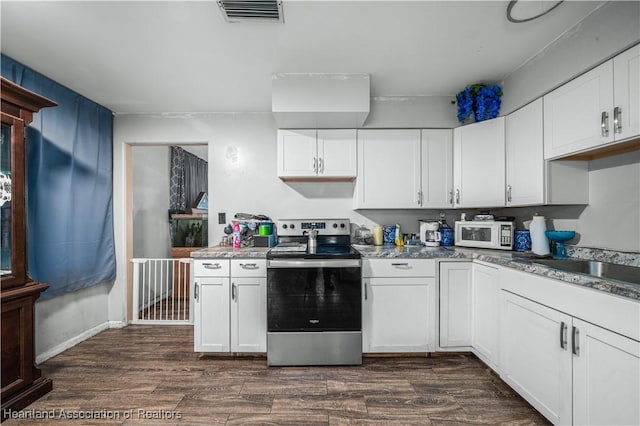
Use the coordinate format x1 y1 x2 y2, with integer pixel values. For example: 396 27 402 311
267 259 361 269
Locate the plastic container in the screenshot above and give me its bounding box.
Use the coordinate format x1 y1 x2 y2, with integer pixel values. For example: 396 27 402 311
395 224 404 246
530 215 550 256
233 222 241 249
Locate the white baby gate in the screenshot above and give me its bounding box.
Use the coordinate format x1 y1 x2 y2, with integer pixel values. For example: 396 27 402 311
131 258 193 324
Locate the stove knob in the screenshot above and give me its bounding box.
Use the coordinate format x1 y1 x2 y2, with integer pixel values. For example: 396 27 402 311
290 223 295 229
333 223 338 228
340 223 346 229
282 224 288 229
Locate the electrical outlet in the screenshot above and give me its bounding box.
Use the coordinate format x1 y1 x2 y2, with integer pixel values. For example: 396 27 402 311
218 213 226 224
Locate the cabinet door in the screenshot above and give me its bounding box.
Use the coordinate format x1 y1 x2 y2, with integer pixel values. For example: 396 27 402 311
421 129 453 208
356 129 421 208
613 44 640 142
317 129 357 178
572 318 640 426
194 277 230 352
543 61 614 159
277 129 317 178
500 290 572 425
363 277 435 352
453 117 505 208
439 262 472 348
505 99 544 206
471 263 499 368
231 277 266 352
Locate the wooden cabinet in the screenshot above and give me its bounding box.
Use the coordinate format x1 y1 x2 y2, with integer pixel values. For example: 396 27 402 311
1 78 56 418
356 129 421 208
438 261 472 348
230 260 266 352
193 260 230 352
355 129 452 209
193 259 266 353
453 117 506 208
544 44 640 160
471 263 499 369
277 129 356 180
362 259 436 352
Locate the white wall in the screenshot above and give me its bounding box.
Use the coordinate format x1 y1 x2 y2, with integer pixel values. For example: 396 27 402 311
35 282 111 362
132 145 171 258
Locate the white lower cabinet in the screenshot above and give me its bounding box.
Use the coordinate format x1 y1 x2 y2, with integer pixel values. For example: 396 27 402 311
572 318 640 426
500 289 640 426
193 259 266 353
193 260 231 352
438 261 472 348
362 259 436 352
471 263 499 369
230 260 267 352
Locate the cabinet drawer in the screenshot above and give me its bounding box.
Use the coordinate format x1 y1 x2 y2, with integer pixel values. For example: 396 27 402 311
193 259 230 277
363 259 435 277
231 259 267 277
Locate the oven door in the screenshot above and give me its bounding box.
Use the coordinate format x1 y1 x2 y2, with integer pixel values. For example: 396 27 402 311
267 259 361 332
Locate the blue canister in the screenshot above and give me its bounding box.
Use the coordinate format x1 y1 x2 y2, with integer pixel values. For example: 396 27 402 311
440 226 454 247
383 225 396 245
514 229 532 252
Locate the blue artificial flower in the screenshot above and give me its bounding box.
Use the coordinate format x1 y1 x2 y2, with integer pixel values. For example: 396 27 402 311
455 83 503 123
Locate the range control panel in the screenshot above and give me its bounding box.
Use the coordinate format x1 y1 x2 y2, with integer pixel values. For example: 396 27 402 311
277 219 351 236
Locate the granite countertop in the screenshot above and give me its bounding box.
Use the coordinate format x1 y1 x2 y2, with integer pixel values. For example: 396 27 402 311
190 246 270 258
191 245 640 301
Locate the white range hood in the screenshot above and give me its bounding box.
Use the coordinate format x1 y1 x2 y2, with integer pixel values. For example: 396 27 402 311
272 73 370 128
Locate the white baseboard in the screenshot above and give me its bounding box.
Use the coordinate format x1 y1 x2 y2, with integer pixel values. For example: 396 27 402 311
36 322 110 364
108 320 126 328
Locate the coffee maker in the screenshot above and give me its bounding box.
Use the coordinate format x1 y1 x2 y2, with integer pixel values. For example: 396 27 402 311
419 220 441 247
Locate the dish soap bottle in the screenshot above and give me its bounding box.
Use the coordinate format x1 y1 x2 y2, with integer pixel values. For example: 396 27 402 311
233 222 241 249
395 224 404 246
530 214 550 256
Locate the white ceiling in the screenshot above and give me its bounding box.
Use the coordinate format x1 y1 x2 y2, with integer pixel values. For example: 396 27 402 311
1 1 606 114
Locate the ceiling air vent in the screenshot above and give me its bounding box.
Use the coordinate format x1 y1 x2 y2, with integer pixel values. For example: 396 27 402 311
217 0 284 23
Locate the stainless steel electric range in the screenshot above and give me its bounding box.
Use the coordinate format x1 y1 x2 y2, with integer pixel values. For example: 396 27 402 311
266 218 362 366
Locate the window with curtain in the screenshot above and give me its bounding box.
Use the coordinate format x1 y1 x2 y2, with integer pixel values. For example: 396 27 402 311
169 146 208 212
1 55 116 299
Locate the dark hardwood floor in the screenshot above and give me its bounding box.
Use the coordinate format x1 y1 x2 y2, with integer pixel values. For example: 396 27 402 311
4 326 550 425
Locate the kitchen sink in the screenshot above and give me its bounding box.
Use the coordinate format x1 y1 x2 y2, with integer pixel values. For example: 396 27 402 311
532 259 640 285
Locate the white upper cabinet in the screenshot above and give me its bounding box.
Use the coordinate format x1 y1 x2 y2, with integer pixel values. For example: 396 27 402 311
506 99 545 206
421 129 454 208
613 45 640 142
277 129 356 180
355 129 421 208
544 44 640 159
453 117 506 208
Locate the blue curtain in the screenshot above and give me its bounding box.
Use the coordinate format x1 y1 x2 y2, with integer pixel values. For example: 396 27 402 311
2 55 116 299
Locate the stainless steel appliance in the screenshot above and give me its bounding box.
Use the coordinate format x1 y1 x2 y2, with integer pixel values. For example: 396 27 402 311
266 218 362 366
454 220 515 250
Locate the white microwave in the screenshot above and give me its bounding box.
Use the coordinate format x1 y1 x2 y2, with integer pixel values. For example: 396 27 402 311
454 221 515 250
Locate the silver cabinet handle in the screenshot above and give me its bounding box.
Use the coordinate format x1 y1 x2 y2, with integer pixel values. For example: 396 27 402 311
364 281 368 300
203 262 221 269
560 321 568 350
455 189 460 205
240 263 258 269
231 282 236 301
417 191 421 205
194 282 199 301
601 111 609 137
449 190 453 205
614 106 622 133
506 185 512 202
313 157 318 173
391 262 410 267
572 326 580 356
318 157 324 174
